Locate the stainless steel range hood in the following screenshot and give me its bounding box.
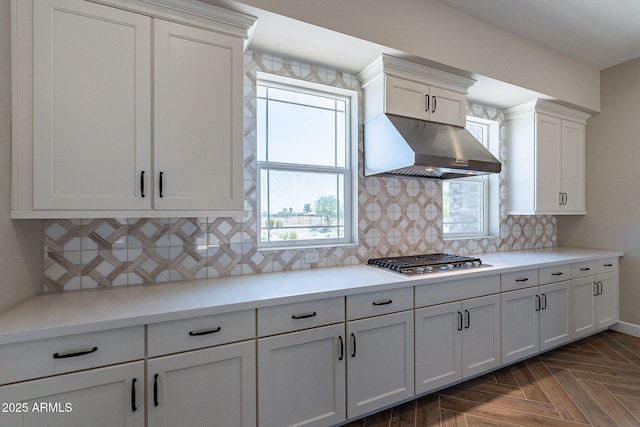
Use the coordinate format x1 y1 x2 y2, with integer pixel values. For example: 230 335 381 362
364 114 501 179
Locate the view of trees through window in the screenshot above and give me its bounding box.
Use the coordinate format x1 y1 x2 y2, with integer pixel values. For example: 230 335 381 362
257 78 352 246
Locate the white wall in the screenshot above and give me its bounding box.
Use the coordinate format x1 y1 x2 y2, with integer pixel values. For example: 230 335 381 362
558 57 640 325
232 0 601 112
0 0 43 313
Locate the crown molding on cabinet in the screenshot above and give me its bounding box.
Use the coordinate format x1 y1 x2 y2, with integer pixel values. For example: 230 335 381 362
504 99 592 124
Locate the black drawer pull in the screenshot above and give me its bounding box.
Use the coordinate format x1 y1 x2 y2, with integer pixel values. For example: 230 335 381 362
338 336 344 361
131 378 137 413
580 267 591 271
604 264 613 267
188 327 222 336
515 277 529 282
140 171 145 198
372 299 393 306
292 312 317 320
53 346 98 359
464 310 470 329
457 311 463 331
535 295 541 311
351 333 356 357
159 172 164 198
551 272 564 276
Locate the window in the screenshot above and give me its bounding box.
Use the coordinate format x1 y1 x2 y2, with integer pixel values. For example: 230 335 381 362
256 73 357 248
443 117 499 239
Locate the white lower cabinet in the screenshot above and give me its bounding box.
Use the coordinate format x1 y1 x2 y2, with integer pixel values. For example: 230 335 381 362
501 281 571 364
147 340 255 427
346 310 414 418
257 324 346 427
0 361 144 427
415 294 500 395
572 272 617 339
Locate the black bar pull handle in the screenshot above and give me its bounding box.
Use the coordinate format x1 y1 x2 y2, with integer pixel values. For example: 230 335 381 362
131 378 137 413
140 171 145 198
188 327 221 336
593 282 599 296
464 310 470 329
338 336 344 361
597 281 603 296
159 172 164 198
457 311 463 331
604 263 613 267
541 293 547 310
580 267 591 271
432 95 436 113
292 312 317 320
350 333 356 357
515 277 529 282
425 94 429 112
154 374 159 407
53 346 98 359
372 299 392 306
551 272 564 276
535 295 541 311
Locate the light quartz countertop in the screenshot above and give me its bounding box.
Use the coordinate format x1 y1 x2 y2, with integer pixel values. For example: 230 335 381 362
0 247 623 345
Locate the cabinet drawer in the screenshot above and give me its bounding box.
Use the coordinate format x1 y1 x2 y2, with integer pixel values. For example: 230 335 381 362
346 287 413 321
539 264 571 284
415 275 500 308
0 326 144 386
501 269 539 291
258 297 344 337
597 258 618 274
147 310 255 357
571 261 596 278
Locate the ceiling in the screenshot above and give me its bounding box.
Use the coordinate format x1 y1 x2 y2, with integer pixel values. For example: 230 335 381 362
436 0 640 70
202 0 640 109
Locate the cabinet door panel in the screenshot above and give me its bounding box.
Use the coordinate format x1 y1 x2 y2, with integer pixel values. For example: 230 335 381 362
154 20 243 210
429 86 466 127
32 0 151 210
571 277 596 338
534 113 562 212
596 273 617 328
148 341 255 427
415 302 462 394
0 361 144 427
462 294 501 378
258 324 345 427
384 75 429 120
347 311 414 418
540 281 571 351
561 120 585 212
501 288 539 364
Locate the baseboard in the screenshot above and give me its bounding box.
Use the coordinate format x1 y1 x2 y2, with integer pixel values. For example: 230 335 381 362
610 321 640 338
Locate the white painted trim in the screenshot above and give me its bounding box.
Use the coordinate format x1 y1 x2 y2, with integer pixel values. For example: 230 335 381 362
610 321 640 338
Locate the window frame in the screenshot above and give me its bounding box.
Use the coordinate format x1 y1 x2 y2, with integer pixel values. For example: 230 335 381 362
443 116 499 240
255 72 358 249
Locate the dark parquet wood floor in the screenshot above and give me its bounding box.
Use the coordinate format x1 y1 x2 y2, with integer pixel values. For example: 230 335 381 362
343 330 640 427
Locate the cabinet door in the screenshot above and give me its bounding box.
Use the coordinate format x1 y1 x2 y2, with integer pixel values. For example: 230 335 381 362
501 287 539 364
148 341 255 427
32 0 151 210
571 277 597 338
462 294 501 378
347 311 414 419
535 113 562 212
258 324 345 427
429 86 466 127
154 20 244 211
560 120 585 212
539 280 571 351
596 273 617 329
0 361 143 427
414 302 462 394
384 75 429 120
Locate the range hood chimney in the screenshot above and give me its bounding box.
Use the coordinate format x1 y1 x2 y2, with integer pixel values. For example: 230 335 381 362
364 113 502 180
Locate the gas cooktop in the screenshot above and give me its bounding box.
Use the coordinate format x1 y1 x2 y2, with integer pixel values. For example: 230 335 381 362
367 253 487 275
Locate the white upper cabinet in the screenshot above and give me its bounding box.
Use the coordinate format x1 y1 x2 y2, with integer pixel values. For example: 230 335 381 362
11 0 256 218
506 100 591 215
359 55 474 127
32 0 152 211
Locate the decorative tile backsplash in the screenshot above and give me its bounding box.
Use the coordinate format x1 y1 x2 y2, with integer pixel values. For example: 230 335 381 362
42 51 556 292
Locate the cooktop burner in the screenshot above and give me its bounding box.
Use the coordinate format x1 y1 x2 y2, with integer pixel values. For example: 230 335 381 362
367 253 486 275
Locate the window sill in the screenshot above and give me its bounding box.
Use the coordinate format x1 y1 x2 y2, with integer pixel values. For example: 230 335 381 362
257 242 358 252
443 235 499 241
